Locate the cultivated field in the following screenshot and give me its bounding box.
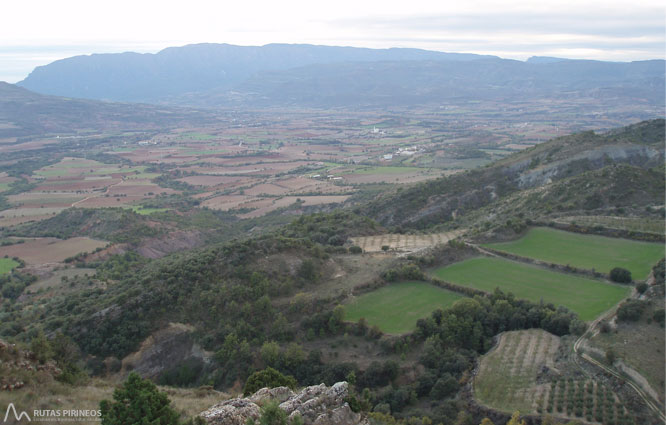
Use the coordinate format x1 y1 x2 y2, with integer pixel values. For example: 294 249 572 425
484 227 664 280
343 281 464 334
0 257 19 274
475 329 560 413
475 330 635 424
432 257 630 321
0 237 108 265
350 230 464 254
556 216 665 235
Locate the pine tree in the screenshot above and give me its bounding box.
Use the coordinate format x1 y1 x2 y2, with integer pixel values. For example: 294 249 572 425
100 372 180 425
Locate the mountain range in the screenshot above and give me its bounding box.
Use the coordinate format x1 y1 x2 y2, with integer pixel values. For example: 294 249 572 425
16 43 665 109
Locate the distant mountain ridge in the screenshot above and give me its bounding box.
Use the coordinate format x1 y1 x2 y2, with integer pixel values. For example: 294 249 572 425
16 43 665 109
17 43 495 102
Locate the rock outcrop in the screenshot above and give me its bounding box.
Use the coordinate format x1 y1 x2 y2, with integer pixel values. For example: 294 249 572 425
121 323 210 379
200 382 368 425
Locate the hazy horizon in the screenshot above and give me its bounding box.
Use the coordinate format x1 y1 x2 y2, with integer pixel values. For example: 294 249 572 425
1 0 664 83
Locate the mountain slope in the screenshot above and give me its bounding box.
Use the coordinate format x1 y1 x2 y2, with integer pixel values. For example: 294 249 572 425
0 82 217 137
196 58 665 108
363 119 665 229
17 43 494 102
17 43 664 109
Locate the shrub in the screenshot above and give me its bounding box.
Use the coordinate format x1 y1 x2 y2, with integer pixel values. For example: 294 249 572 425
605 348 616 365
635 282 648 294
349 245 363 254
243 367 297 396
100 372 180 425
610 267 632 283
616 300 645 322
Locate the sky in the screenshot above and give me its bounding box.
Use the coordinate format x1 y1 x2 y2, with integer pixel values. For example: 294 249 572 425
1 0 664 83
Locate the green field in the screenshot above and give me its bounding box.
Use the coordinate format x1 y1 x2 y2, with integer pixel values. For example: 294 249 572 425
344 281 464 334
125 206 168 215
484 227 664 280
432 257 630 321
0 258 20 274
354 166 427 175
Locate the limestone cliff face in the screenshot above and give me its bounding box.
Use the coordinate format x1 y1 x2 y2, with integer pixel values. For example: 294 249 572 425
199 382 368 425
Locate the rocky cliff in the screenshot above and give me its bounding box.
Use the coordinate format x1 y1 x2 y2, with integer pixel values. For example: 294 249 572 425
199 382 368 425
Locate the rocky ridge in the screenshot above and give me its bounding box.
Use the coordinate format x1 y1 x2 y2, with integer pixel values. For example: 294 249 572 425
199 381 368 425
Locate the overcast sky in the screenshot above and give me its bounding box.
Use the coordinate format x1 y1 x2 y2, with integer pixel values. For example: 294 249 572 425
1 0 664 83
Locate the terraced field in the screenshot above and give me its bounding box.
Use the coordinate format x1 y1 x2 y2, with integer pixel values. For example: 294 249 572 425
475 329 560 413
350 230 464 254
484 227 664 280
475 330 636 424
432 257 630 321
343 281 464 334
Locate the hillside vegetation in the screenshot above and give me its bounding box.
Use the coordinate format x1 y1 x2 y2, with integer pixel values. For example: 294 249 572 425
364 119 664 230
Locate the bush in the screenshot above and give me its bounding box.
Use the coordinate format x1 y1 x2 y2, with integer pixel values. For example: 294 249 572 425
616 300 645 322
243 367 297 396
635 282 648 294
605 348 616 365
610 267 632 283
349 246 363 254
100 372 180 425
429 374 459 399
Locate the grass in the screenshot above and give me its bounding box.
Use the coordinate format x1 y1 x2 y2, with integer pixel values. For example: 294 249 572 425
344 281 464 334
484 227 664 280
0 258 19 274
124 205 168 215
182 132 215 140
432 257 630 321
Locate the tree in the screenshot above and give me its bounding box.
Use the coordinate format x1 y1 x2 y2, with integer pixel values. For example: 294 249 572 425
243 367 297 396
479 419 495 425
100 372 180 425
605 348 616 365
30 330 53 364
635 282 648 294
260 341 281 367
298 259 318 283
381 245 390 252
429 374 459 399
349 245 362 254
616 299 645 321
505 411 526 425
610 267 632 283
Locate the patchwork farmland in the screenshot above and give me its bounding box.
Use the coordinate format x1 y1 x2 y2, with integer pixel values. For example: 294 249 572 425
432 256 630 321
